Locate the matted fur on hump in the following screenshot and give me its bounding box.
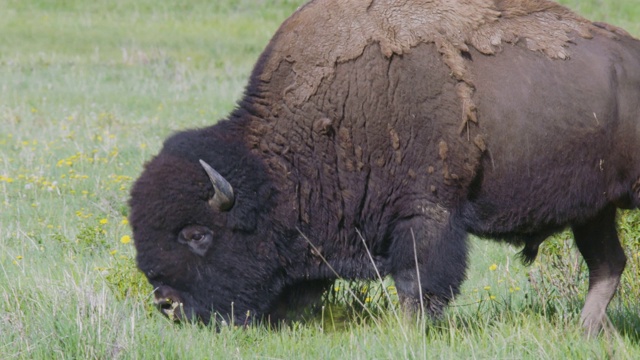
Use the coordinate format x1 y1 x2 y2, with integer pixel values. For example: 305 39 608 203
259 0 623 132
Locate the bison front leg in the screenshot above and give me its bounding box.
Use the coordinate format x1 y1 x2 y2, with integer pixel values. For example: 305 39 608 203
572 205 627 337
267 279 333 325
389 209 468 319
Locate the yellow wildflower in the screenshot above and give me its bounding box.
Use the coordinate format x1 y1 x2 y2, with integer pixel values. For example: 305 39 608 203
489 263 497 271
120 235 131 244
99 218 108 225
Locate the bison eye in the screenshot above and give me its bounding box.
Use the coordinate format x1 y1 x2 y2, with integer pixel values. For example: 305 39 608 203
178 225 214 257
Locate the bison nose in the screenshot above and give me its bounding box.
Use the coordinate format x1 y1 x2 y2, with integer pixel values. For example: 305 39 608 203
153 286 184 321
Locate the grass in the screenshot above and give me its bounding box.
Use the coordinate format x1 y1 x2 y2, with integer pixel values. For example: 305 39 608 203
1 0 639 358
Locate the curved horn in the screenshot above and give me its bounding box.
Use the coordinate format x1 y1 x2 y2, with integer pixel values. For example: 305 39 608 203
199 159 235 211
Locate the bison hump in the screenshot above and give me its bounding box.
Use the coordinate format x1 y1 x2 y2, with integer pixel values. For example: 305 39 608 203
258 0 617 112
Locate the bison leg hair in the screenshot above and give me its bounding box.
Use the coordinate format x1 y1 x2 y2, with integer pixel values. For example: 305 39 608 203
266 280 333 325
389 211 468 319
571 205 627 337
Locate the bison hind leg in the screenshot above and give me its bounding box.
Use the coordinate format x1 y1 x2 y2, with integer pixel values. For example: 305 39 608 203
572 205 627 337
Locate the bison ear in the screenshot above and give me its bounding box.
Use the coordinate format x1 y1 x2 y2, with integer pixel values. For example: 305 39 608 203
199 159 235 211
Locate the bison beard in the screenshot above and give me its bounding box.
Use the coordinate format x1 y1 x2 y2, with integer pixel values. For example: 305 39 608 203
128 0 640 337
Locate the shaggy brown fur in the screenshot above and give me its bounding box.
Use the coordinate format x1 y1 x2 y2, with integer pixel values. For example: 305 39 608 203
129 0 640 337
260 0 627 133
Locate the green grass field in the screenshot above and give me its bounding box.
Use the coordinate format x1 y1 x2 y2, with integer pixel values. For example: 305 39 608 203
1 0 639 358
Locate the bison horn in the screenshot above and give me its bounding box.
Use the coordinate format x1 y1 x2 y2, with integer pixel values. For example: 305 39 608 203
199 159 235 211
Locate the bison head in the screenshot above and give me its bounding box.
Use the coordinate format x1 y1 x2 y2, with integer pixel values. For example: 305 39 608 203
128 128 283 325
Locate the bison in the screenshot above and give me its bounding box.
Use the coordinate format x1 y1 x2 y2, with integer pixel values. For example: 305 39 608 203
129 0 640 336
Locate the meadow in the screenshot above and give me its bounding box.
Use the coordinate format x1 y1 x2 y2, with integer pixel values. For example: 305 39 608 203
1 0 639 358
